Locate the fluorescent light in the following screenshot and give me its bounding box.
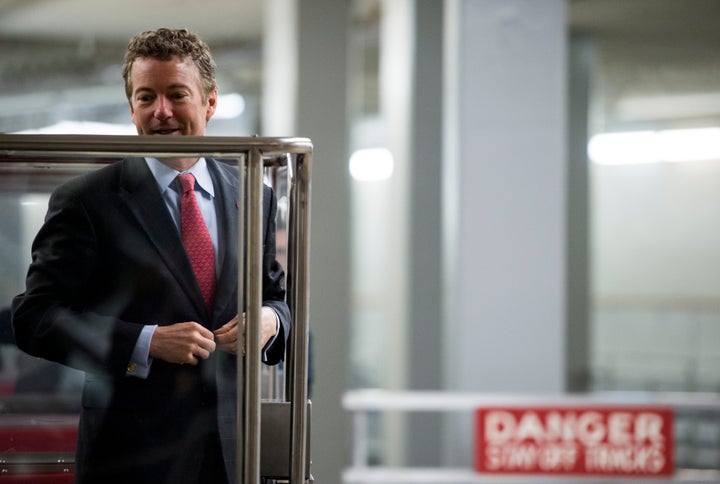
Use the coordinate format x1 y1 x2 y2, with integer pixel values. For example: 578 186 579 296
660 127 720 162
349 148 394 181
588 131 659 165
589 127 720 165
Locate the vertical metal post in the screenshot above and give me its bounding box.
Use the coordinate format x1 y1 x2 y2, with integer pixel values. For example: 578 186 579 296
244 148 264 484
288 152 312 483
236 156 246 484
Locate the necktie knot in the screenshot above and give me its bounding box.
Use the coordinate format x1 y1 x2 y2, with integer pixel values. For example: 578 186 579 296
178 173 196 194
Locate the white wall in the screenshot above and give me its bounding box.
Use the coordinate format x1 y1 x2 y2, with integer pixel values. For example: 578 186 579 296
591 160 720 393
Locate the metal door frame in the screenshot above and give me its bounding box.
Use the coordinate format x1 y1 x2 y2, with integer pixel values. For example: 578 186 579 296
0 134 313 484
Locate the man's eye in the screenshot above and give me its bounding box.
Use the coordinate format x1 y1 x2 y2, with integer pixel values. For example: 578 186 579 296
137 95 153 103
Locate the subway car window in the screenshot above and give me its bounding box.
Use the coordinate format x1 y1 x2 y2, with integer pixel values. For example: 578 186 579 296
0 161 107 479
0 163 95 398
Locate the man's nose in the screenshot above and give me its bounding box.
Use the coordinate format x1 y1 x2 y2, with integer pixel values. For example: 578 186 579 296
154 97 172 120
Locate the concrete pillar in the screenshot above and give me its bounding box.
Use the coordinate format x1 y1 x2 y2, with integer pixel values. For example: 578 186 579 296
566 35 595 392
443 0 568 465
406 0 445 467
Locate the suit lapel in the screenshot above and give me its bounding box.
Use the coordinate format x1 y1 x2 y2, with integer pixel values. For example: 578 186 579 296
117 157 208 319
207 159 240 325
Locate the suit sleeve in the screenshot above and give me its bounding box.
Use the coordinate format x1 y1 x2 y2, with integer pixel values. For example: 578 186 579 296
11 180 143 377
260 185 291 365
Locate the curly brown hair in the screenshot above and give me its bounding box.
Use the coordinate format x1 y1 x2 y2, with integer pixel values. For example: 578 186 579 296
122 28 217 103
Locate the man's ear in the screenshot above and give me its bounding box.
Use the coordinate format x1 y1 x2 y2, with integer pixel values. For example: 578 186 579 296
206 89 218 122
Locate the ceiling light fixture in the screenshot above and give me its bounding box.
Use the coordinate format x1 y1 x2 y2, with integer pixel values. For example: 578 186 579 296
588 127 720 165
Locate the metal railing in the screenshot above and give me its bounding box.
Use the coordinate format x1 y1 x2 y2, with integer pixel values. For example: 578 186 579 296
0 134 313 484
342 389 720 484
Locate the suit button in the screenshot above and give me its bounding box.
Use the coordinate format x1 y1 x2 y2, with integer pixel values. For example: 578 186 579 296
127 362 137 373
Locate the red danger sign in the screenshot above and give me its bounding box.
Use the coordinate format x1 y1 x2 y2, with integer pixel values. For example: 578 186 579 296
475 406 673 476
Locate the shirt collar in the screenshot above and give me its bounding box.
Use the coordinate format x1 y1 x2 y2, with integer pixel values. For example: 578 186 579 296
145 157 215 198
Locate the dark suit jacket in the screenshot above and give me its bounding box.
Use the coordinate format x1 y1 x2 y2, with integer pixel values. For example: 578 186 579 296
11 157 290 484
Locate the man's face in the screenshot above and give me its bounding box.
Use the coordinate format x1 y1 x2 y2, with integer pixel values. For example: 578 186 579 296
129 56 217 137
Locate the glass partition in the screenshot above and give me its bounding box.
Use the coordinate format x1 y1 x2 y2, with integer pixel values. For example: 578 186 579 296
0 134 312 483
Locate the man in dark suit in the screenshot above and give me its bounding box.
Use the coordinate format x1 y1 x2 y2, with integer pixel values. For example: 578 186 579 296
11 28 290 484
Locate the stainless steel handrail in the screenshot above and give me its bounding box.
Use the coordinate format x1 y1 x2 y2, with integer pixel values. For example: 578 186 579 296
287 150 312 484
0 134 313 159
0 133 313 484
243 147 264 483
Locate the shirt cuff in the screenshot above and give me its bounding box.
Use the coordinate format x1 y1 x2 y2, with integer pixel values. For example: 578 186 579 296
127 324 157 378
262 307 280 363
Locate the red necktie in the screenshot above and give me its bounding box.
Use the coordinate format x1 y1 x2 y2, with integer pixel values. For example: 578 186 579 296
178 173 216 312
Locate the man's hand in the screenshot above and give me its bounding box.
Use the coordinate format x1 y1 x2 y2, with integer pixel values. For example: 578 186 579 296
149 322 216 365
214 308 278 355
